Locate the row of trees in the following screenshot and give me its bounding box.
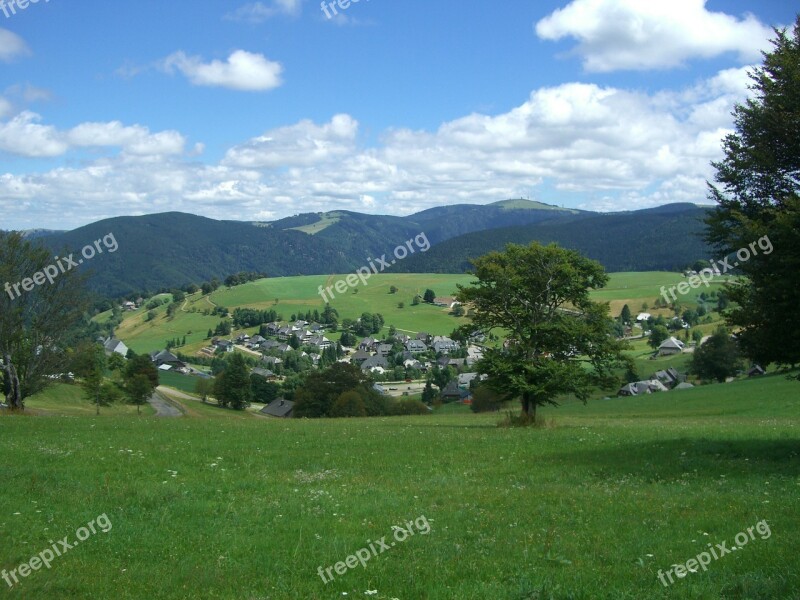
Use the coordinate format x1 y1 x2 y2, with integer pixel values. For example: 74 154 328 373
72 346 159 415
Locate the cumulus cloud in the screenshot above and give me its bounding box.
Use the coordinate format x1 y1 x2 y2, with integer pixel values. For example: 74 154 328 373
535 0 774 71
161 50 283 91
223 114 359 168
225 0 302 23
0 28 29 62
0 65 756 228
0 112 186 158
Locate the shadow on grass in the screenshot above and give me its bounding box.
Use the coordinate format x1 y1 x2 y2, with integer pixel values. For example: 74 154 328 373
546 437 800 481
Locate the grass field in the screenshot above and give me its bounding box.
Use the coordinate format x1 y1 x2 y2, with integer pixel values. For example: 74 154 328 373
2 374 798 599
109 271 724 356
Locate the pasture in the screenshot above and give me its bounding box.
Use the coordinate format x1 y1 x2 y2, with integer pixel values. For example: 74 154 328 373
2 373 797 599
110 271 722 356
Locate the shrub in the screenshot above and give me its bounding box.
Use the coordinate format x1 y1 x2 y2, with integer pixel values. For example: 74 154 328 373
330 391 367 418
388 399 429 416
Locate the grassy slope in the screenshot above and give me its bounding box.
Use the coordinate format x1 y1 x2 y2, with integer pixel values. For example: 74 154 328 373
23 383 154 417
1 374 797 599
109 271 725 356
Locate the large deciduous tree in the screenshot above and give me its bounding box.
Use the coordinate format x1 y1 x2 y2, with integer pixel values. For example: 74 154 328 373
293 362 381 418
690 328 744 383
456 242 630 422
705 18 800 371
0 232 88 410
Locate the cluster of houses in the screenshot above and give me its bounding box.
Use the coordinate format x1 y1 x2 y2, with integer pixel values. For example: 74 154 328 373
349 332 482 376
208 320 334 356
618 367 694 396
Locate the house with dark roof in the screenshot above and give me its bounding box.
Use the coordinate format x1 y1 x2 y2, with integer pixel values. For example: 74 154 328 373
359 337 379 351
658 337 685 356
103 337 128 357
361 356 389 373
406 340 427 354
212 339 234 353
307 335 333 350
652 367 684 388
261 340 280 351
150 350 185 369
350 350 372 364
432 336 459 354
251 368 277 381
260 398 294 418
441 380 472 403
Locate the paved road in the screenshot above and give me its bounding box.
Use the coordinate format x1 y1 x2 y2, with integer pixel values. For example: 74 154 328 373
148 390 183 417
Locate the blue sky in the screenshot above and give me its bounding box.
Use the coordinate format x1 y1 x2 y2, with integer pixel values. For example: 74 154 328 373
0 0 795 230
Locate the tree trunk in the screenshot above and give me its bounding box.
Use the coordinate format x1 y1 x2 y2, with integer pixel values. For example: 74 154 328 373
3 354 23 411
521 392 536 424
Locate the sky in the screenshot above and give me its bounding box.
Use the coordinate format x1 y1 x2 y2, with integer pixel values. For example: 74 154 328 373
0 0 795 230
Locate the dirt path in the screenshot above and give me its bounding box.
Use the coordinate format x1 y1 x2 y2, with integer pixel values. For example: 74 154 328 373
148 390 183 417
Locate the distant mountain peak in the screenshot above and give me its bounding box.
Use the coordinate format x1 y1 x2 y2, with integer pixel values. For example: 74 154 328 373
490 198 577 212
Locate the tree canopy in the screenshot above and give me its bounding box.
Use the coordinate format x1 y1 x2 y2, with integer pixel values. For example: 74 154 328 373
456 242 629 421
705 18 800 370
0 232 88 409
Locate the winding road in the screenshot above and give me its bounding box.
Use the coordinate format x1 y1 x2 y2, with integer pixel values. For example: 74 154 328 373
148 390 183 417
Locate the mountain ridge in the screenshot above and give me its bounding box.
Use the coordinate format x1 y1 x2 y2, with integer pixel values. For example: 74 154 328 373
31 200 713 297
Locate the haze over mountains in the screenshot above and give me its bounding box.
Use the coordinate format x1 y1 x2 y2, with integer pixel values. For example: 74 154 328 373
30 199 713 297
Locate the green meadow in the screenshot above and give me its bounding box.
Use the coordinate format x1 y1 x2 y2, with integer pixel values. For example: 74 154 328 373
1 373 798 599
111 271 722 356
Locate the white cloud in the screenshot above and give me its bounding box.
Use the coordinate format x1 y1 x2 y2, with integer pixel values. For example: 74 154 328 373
0 97 12 119
0 112 66 157
0 112 187 158
535 0 774 71
0 66 756 227
67 122 186 156
225 0 302 23
0 28 29 62
161 50 283 92
223 114 358 168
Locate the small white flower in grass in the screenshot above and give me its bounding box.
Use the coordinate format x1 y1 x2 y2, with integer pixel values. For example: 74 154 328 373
365 592 378 596
646 553 653 557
